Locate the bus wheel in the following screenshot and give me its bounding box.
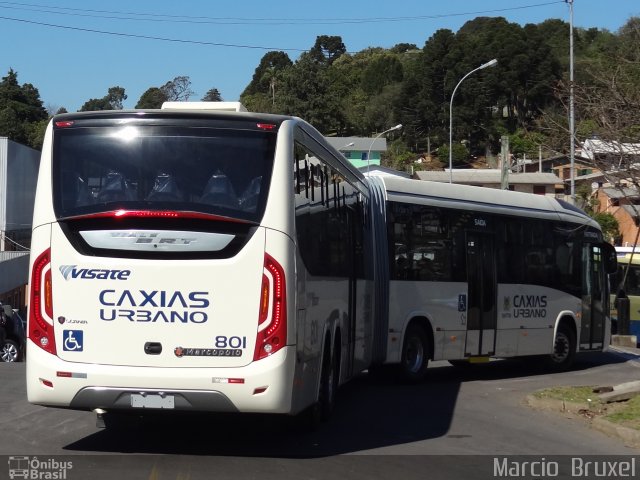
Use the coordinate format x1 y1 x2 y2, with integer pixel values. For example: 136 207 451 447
318 344 337 421
296 344 336 431
549 325 576 370
399 324 429 383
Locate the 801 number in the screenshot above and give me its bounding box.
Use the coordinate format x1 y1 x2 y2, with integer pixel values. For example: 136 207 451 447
215 336 247 349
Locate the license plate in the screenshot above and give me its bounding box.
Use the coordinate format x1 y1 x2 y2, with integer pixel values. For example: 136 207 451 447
130 393 175 409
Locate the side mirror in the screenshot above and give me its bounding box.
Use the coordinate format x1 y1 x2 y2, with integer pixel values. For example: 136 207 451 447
601 243 618 275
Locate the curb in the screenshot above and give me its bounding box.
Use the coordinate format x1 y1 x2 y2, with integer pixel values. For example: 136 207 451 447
592 417 640 448
526 394 640 449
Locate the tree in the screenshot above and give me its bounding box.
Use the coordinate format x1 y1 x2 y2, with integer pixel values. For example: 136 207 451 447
241 51 292 97
202 88 223 101
309 35 346 65
79 86 127 111
361 54 403 95
390 43 418 54
79 97 110 111
593 212 620 243
0 68 47 147
160 76 194 101
106 86 127 110
437 143 469 166
135 87 167 109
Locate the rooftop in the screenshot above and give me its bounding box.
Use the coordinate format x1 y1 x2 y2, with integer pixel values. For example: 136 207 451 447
414 169 562 185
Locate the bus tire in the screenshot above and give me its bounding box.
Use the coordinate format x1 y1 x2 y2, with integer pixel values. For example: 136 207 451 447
318 342 337 421
548 324 576 370
295 342 336 431
399 323 430 383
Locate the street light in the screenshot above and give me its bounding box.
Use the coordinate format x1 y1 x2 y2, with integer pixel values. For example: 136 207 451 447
367 124 402 174
339 141 355 158
449 58 498 184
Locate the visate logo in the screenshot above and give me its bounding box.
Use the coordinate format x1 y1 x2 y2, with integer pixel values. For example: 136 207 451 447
59 265 131 281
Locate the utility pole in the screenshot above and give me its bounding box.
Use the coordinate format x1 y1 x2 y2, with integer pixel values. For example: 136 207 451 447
500 135 510 190
539 144 542 173
567 0 576 201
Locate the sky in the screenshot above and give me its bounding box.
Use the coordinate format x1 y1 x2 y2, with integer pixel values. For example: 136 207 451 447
0 0 638 113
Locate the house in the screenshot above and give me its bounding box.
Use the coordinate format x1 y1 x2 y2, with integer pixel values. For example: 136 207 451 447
413 169 563 195
324 136 388 169
0 138 40 311
582 138 640 165
358 165 411 179
594 186 640 246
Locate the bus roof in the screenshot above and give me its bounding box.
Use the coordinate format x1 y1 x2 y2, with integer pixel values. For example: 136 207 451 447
376 176 599 227
161 101 248 112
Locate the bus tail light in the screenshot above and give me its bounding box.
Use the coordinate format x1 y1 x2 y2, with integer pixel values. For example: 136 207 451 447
254 254 287 361
28 249 57 355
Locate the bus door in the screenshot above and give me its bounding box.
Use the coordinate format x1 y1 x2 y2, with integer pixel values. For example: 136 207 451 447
465 232 497 357
580 243 606 350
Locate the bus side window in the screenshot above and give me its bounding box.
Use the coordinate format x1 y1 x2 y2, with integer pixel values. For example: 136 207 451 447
555 243 571 275
627 267 640 295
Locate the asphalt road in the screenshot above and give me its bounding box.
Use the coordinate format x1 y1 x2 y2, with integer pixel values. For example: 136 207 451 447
1 351 638 480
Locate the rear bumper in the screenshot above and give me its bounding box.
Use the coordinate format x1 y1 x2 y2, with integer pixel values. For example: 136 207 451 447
26 341 296 414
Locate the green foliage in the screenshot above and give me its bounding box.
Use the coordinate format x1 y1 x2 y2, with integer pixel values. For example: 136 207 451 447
241 51 292 97
576 183 597 214
389 43 418 54
202 88 223 101
0 69 47 148
79 86 127 112
592 212 620 243
437 143 469 166
361 54 403 94
241 92 276 114
309 35 346 65
160 76 194 102
135 87 167 109
384 138 412 171
508 130 545 157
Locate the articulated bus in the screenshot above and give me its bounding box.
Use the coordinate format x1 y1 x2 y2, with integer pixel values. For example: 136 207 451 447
610 252 640 339
368 176 617 379
26 103 377 425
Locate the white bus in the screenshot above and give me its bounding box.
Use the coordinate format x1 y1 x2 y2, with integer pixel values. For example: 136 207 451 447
26 103 377 426
368 176 617 380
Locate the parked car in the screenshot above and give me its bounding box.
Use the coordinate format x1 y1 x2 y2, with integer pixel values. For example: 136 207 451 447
1 304 25 362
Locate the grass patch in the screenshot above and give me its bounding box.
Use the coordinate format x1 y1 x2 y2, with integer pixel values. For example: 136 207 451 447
534 386 640 431
533 386 600 404
605 395 640 430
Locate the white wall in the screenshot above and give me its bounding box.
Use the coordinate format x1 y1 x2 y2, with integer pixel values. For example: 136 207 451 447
1 138 40 233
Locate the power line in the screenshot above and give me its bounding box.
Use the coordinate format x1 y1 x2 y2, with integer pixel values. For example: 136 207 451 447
0 1 565 26
0 1 565 53
0 15 308 51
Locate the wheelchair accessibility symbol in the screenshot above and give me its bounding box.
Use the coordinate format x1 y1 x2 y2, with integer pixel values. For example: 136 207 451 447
63 330 84 352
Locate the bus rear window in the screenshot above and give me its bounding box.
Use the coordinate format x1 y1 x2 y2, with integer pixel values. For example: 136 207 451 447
52 123 276 223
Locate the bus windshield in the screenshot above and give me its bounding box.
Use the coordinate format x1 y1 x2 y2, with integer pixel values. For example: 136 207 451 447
52 122 276 223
